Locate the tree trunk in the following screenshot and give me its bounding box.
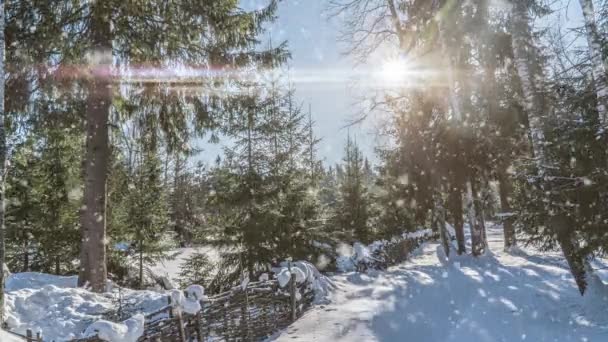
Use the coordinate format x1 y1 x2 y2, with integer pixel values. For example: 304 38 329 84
22 239 28 272
448 186 466 254
78 2 112 292
55 257 60 275
510 1 547 168
498 170 517 250
139 238 144 289
0 0 6 323
467 176 487 256
578 0 608 128
434 195 449 258
559 235 587 294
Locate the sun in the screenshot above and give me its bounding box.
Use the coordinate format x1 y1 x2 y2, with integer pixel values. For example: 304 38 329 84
380 57 410 84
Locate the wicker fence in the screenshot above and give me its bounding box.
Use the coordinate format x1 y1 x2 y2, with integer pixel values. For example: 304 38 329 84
5 234 430 342
75 273 311 342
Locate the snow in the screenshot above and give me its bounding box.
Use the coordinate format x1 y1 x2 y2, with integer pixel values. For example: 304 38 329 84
82 314 144 342
0 329 25 342
276 268 292 287
272 223 608 342
6 272 78 291
185 284 205 300
273 261 335 303
336 229 433 273
170 289 202 315
4 273 168 341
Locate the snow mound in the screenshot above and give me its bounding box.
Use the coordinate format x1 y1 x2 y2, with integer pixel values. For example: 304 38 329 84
4 273 167 341
83 314 144 342
170 289 201 315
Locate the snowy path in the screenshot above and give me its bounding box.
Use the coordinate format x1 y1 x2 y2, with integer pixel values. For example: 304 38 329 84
272 225 608 342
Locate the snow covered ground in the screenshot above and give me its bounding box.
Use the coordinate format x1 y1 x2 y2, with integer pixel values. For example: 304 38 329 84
4 273 167 341
272 224 608 342
0 329 26 342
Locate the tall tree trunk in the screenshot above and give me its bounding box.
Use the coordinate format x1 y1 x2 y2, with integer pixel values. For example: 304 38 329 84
0 0 7 323
79 2 111 292
173 153 183 242
498 170 517 250
434 192 449 258
467 175 486 256
579 0 608 128
139 236 144 289
22 239 28 272
550 216 588 294
510 1 547 168
448 186 466 254
55 257 60 275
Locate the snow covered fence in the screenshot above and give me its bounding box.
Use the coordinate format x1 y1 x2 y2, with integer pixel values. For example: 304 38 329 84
337 229 435 272
77 261 330 342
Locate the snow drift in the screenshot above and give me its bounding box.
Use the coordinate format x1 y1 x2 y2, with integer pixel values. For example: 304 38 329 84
4 273 167 341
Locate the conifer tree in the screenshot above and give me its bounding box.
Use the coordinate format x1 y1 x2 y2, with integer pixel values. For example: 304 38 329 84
334 136 372 243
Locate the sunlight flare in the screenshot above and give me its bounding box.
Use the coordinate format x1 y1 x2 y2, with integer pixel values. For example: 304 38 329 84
379 56 411 84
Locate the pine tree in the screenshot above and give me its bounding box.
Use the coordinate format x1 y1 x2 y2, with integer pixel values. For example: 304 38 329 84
334 136 372 244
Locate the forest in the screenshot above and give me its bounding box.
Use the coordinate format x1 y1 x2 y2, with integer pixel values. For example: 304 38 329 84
0 0 607 341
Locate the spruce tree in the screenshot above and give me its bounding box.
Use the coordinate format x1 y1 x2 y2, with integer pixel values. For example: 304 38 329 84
334 136 372 244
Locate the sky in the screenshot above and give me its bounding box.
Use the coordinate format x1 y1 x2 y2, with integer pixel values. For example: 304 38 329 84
200 0 382 166
200 0 588 166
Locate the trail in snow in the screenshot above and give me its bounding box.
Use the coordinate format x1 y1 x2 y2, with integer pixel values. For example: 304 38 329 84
0 329 25 342
272 224 608 342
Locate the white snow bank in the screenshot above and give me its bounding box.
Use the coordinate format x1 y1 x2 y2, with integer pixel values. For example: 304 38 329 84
83 314 144 342
4 273 167 341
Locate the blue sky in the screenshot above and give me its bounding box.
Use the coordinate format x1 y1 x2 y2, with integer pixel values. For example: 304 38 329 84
200 0 588 166
200 0 380 166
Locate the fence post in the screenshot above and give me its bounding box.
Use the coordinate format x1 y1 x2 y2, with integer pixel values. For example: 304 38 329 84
289 273 297 321
176 310 187 342
36 331 42 342
195 311 204 342
168 295 174 319
26 329 32 342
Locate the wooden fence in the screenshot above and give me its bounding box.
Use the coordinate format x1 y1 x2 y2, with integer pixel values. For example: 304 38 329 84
7 234 430 342
75 273 310 342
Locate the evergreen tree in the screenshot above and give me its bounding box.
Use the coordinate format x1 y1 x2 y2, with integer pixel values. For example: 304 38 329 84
333 136 372 244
